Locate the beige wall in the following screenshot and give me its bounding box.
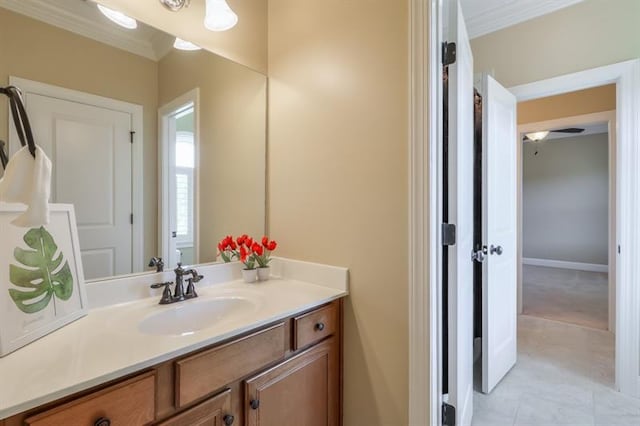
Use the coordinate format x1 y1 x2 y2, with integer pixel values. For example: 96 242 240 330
96 0 268 74
471 0 640 87
158 49 267 263
518 84 616 124
0 8 159 265
268 0 409 424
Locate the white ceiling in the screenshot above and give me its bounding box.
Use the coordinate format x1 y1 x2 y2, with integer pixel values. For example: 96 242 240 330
0 0 174 61
460 0 584 39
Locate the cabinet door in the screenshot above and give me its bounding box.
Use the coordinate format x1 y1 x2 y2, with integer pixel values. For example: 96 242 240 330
157 389 234 426
245 337 339 426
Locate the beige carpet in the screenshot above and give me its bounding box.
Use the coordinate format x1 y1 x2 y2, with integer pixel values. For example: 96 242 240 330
522 265 609 330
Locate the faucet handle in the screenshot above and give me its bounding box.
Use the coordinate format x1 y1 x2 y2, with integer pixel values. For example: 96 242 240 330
150 281 174 304
148 257 164 272
185 278 198 298
191 270 203 283
150 281 172 289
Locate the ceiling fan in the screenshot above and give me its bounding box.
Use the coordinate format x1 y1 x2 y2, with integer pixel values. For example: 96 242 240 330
523 127 584 142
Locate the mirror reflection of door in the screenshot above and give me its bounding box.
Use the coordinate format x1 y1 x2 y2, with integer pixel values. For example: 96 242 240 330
160 91 198 269
168 106 196 266
8 78 140 281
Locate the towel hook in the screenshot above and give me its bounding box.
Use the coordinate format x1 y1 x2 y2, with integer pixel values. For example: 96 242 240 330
0 86 37 168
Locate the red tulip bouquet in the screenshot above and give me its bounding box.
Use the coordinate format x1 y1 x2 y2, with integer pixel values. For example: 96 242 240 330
217 235 239 263
255 236 278 268
237 234 258 270
217 234 278 282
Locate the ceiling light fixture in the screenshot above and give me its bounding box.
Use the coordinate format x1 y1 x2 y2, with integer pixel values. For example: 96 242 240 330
97 4 138 29
525 131 550 142
174 37 201 51
204 0 238 32
159 0 191 11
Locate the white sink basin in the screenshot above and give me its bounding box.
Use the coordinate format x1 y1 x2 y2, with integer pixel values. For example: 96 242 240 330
138 297 258 336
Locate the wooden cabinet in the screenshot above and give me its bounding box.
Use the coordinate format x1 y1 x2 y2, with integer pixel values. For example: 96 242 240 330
293 302 338 350
245 337 339 426
23 372 156 426
157 389 233 426
5 300 342 426
175 323 286 408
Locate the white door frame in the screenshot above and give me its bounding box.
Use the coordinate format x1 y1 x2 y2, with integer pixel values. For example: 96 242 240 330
518 110 617 333
510 63 640 396
409 1 640 417
158 88 200 266
8 76 144 276
409 0 442 424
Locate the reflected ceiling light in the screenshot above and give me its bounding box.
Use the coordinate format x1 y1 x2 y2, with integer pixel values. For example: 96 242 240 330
204 0 238 32
174 37 201 51
525 131 550 141
159 0 191 11
97 4 138 29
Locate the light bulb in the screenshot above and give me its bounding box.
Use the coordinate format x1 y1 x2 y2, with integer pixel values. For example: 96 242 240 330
204 0 238 32
174 37 201 51
525 131 550 141
97 4 138 29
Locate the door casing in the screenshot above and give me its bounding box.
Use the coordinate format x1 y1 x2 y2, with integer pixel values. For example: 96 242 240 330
408 1 640 420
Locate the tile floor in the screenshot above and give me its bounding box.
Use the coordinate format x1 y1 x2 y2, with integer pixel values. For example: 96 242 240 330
522 265 609 330
472 315 640 426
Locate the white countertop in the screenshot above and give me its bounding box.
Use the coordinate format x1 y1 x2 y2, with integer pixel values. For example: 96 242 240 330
0 258 348 420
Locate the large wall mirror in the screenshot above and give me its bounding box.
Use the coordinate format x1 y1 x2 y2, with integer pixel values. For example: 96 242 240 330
0 0 267 281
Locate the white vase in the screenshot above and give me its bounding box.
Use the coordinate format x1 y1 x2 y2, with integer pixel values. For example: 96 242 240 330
242 268 258 283
257 266 271 281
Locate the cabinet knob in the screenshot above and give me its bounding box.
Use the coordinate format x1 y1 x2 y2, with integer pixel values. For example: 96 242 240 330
250 399 260 410
223 414 235 425
94 418 111 426
315 322 325 331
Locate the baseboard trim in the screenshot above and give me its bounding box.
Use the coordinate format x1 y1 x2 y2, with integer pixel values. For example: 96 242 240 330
523 257 608 273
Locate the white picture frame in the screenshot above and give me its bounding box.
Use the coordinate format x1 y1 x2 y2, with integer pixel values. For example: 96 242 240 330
0 203 88 357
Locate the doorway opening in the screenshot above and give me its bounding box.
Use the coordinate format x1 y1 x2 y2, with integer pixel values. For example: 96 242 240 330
471 85 624 424
519 107 616 332
159 89 199 268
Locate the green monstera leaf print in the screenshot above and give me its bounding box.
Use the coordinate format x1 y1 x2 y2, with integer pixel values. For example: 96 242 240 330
8 227 74 314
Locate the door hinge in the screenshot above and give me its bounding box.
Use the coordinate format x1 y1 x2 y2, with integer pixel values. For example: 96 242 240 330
442 42 457 66
442 223 456 246
130 131 135 144
130 213 133 225
442 402 456 426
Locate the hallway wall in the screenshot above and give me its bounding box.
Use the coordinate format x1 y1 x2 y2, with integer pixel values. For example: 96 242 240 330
523 133 609 265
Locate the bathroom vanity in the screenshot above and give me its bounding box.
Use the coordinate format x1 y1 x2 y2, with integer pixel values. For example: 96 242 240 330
0 259 348 426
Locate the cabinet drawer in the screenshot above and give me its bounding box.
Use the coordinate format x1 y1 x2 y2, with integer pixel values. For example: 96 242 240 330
25 372 156 426
293 303 338 350
176 323 286 408
157 389 232 426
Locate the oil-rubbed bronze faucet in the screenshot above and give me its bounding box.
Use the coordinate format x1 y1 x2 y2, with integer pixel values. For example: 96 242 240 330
150 262 204 305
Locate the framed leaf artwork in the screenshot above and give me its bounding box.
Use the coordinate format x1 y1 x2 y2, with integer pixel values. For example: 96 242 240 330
0 203 88 357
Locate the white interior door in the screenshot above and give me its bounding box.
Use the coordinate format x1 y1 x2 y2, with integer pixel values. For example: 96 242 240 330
481 74 518 393
447 0 474 424
11 92 133 280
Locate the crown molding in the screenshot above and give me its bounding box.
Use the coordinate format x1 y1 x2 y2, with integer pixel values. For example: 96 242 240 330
0 0 159 60
466 0 584 39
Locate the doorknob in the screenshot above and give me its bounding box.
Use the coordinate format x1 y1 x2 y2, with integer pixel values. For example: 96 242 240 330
490 245 503 256
472 245 488 263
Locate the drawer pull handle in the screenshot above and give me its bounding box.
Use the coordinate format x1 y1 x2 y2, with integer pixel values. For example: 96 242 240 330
94 418 111 426
250 399 260 410
315 322 325 331
223 414 235 425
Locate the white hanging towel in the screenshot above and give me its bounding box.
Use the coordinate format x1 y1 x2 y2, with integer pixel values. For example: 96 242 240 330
0 145 52 227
